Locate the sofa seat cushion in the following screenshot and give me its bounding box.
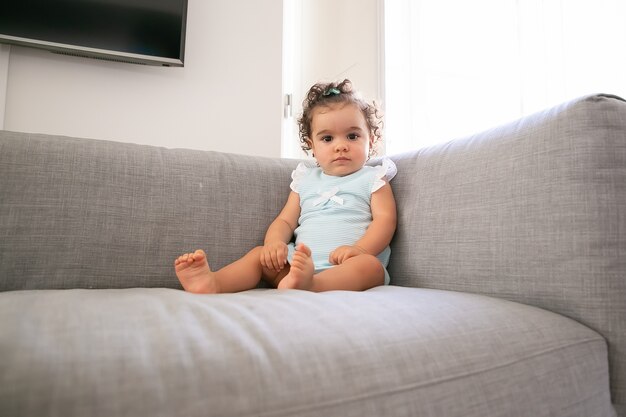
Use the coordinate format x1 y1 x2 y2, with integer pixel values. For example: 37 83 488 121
0 286 614 417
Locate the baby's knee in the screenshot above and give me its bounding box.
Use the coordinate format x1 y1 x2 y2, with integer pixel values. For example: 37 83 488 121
358 253 384 273
248 246 270 261
244 246 266 266
349 254 386 287
250 246 264 255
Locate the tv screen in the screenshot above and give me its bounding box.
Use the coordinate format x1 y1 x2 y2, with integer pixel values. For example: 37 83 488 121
0 0 188 67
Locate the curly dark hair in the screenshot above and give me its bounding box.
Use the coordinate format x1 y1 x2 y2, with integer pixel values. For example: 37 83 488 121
297 79 383 155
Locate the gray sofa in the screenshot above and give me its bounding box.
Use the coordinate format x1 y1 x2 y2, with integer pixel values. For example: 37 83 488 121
0 94 624 417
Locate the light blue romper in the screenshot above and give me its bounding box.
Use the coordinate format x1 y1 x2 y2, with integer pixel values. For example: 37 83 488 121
287 158 397 285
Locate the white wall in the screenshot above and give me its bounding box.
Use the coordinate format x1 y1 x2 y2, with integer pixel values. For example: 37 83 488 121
1 0 284 158
297 0 382 102
0 45 9 129
283 0 383 159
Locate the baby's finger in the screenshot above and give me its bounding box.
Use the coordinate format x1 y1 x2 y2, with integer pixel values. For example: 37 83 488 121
261 249 275 270
270 250 282 271
278 246 288 268
268 253 278 271
260 250 269 269
329 250 338 265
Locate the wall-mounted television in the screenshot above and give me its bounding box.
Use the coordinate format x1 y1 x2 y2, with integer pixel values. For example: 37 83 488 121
0 0 188 67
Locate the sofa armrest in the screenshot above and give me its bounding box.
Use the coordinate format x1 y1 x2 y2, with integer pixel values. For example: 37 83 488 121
388 94 626 411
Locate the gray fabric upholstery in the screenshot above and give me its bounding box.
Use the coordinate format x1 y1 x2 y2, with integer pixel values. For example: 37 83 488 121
0 287 614 417
388 94 626 411
0 133 296 290
0 93 624 416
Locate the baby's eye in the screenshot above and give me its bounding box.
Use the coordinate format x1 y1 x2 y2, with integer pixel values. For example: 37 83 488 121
321 136 333 143
347 133 360 140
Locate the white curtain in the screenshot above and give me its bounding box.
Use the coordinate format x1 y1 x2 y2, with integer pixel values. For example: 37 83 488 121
384 0 626 154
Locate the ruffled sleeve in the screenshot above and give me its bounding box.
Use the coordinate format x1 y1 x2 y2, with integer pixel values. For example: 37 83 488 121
289 162 310 193
371 158 398 193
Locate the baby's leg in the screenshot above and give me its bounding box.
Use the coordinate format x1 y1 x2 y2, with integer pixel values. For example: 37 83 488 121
278 244 385 292
277 244 314 290
315 254 385 291
175 247 283 293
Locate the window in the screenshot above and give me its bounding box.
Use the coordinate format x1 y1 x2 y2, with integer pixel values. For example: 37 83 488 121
384 0 626 154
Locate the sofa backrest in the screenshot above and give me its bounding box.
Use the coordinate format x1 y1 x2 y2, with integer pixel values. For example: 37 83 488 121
0 132 297 291
388 94 626 414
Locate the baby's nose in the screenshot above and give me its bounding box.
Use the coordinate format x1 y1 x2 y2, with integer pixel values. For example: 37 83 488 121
336 140 349 150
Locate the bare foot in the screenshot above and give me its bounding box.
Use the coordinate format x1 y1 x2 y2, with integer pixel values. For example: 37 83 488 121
174 249 220 293
278 243 315 290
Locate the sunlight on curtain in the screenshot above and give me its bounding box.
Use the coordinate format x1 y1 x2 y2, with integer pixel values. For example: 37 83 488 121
384 0 626 154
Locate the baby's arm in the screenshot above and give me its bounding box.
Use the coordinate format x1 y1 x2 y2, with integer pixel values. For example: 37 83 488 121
330 182 397 265
261 191 301 271
359 181 397 254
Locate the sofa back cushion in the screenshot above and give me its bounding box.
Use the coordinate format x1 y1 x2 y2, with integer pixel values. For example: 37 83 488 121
0 132 296 290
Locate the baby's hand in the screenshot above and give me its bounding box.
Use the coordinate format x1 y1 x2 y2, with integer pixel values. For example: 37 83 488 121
329 245 367 265
261 241 289 272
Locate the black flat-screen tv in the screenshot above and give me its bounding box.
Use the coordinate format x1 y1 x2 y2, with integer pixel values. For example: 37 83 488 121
0 0 188 67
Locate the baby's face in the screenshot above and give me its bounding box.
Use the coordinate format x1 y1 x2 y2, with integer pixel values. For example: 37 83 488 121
308 103 373 177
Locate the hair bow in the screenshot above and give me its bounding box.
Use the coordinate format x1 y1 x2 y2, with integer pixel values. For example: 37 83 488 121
322 87 341 97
